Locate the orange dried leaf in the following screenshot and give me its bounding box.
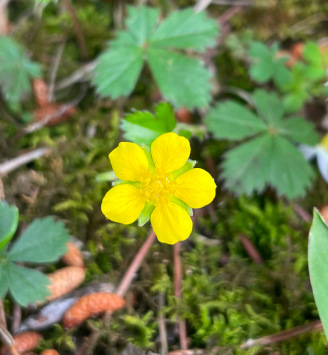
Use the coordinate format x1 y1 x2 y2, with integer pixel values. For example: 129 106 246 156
47 266 85 301
175 107 192 123
0 332 42 355
33 104 75 126
62 242 84 267
33 79 50 108
62 292 125 328
40 350 60 355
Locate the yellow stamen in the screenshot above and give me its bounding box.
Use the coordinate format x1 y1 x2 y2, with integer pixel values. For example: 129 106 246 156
141 171 176 206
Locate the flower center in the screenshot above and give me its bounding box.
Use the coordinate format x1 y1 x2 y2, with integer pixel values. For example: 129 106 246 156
141 172 176 205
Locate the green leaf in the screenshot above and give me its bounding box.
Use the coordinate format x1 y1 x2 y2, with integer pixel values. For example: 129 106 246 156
148 47 211 109
205 101 267 140
222 133 313 199
248 41 291 88
126 6 160 45
0 202 19 250
150 8 219 52
93 46 143 99
138 202 155 227
7 263 50 306
282 92 306 113
275 116 319 145
0 260 9 299
121 103 177 145
308 209 328 341
303 42 322 67
8 217 70 263
253 90 284 125
155 102 176 132
0 36 41 103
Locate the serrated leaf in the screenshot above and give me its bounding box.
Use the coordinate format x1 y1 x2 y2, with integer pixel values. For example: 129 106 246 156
148 47 211 109
0 36 41 103
308 209 328 341
8 216 70 263
253 90 284 125
0 202 19 250
93 46 143 99
222 133 313 199
205 101 267 140
7 263 50 306
150 8 219 52
126 6 159 45
275 116 319 145
121 103 177 145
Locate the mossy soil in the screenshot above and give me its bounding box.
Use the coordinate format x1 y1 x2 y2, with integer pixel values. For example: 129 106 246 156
1 0 328 354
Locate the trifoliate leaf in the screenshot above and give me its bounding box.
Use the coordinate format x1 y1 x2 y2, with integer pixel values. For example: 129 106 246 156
275 116 319 145
248 41 291 89
93 6 218 109
0 36 41 103
7 263 50 306
148 47 211 109
222 133 313 198
0 202 19 250
121 102 177 145
150 8 219 52
205 101 267 140
126 6 160 45
8 216 70 263
93 46 143 99
253 90 284 125
308 209 328 341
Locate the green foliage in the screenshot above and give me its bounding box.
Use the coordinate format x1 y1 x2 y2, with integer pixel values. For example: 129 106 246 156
122 312 157 348
205 89 319 199
248 41 291 88
0 36 41 103
308 209 328 341
121 102 176 145
0 204 70 306
93 6 219 109
0 202 18 250
247 40 328 112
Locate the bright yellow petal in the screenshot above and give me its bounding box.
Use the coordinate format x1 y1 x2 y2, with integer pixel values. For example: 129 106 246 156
174 168 216 208
109 142 148 181
151 201 192 244
101 184 146 224
151 132 190 173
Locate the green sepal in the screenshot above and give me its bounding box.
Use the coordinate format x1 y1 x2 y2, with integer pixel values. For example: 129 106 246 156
138 202 155 227
112 180 142 188
170 196 193 216
140 144 156 171
170 159 196 180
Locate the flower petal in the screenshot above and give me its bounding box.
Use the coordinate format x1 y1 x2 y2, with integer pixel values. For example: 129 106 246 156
151 132 190 173
109 142 149 181
101 184 146 224
151 201 192 244
174 168 216 208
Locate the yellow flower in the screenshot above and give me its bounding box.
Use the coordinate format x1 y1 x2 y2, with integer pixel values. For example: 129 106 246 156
101 132 216 244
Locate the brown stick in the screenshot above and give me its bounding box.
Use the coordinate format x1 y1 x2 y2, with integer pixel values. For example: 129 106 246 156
174 243 188 350
61 0 88 60
116 230 156 297
239 234 263 265
240 320 323 349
